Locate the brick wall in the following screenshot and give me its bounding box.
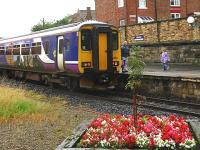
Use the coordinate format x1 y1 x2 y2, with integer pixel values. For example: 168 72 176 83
120 16 200 64
95 0 200 26
121 16 200 44
95 0 119 26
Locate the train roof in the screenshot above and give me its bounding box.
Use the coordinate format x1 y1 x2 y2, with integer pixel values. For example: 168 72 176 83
0 20 111 44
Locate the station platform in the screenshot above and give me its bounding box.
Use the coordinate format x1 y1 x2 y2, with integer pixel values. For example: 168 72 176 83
144 63 200 79
120 63 200 100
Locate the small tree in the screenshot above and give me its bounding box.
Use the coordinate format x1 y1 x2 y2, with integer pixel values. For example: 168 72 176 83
126 46 145 126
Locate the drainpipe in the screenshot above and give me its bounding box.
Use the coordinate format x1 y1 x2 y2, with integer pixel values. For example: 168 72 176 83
154 0 158 21
185 0 188 16
135 0 138 23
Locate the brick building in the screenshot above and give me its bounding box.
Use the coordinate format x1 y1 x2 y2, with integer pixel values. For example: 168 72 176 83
69 7 96 23
95 0 200 26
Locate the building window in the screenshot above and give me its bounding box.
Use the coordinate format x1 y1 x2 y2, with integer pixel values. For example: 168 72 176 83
119 19 125 26
118 0 124 7
170 0 180 6
171 13 181 19
139 0 147 9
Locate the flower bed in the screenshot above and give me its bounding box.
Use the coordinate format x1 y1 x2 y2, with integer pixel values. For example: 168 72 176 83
78 114 196 149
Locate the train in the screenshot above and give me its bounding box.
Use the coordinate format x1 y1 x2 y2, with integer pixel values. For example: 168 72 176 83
0 21 122 90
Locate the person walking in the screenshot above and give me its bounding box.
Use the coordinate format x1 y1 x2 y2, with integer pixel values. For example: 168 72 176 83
121 41 130 72
160 49 170 71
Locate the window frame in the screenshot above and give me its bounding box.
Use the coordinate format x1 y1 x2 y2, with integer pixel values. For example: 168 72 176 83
170 13 181 19
170 0 180 6
118 0 124 8
5 46 13 55
138 0 147 9
112 31 119 51
44 41 50 54
31 42 41 55
65 39 71 51
119 19 126 26
81 29 92 51
13 45 20 55
0 46 5 55
21 43 30 55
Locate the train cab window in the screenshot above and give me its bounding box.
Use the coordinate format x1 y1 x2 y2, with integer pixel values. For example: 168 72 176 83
6 46 13 55
21 44 30 55
81 29 92 51
31 42 41 55
13 45 20 55
44 41 49 54
112 31 119 50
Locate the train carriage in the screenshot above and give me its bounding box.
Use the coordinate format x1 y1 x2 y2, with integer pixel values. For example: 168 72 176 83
0 21 121 90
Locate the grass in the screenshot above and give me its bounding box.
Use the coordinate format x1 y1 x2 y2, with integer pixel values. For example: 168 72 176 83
0 86 52 119
0 77 100 149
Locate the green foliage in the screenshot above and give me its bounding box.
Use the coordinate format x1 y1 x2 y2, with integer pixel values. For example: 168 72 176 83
0 99 50 118
31 16 71 32
126 46 145 90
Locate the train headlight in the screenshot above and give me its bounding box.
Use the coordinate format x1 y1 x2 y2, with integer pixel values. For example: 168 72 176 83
112 61 119 66
81 62 92 68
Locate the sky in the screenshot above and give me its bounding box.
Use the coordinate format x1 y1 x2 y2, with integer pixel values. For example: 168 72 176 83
0 0 95 38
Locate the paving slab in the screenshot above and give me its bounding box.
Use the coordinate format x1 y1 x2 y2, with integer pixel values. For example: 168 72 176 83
144 64 200 79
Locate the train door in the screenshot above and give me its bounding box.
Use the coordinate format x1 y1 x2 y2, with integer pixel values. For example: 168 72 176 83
98 33 107 71
57 36 65 71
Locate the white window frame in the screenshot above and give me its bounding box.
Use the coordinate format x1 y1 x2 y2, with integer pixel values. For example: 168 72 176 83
170 13 181 19
138 0 147 9
118 0 124 7
119 19 125 26
170 0 180 6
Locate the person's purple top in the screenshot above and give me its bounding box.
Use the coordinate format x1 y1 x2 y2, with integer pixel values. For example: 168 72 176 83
160 52 170 63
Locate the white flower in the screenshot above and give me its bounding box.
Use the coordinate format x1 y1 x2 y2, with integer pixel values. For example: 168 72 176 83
100 139 110 148
136 132 149 148
180 138 196 149
101 120 107 126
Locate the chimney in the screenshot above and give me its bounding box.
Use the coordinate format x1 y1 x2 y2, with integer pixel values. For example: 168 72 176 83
85 7 92 20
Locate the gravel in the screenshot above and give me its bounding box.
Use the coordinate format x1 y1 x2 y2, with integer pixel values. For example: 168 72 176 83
0 77 199 149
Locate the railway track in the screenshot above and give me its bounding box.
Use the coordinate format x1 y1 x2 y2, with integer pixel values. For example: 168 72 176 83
77 89 200 118
1 76 199 118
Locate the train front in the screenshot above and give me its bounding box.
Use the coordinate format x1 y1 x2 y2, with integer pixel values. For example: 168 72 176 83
78 22 121 89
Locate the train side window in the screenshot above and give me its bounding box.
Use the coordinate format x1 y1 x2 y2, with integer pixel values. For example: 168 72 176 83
44 41 49 54
81 29 92 51
31 42 41 55
112 31 118 50
65 39 71 51
0 50 5 55
6 46 13 55
59 39 64 54
21 44 30 55
0 47 5 55
13 45 20 55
